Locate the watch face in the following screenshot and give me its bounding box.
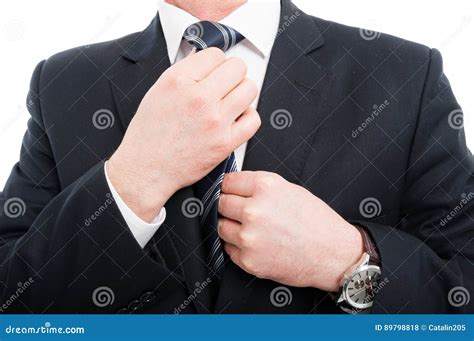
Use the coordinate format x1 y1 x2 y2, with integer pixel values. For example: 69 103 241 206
344 265 382 310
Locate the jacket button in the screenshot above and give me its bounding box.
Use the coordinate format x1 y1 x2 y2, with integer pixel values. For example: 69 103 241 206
116 308 129 314
128 299 143 312
140 291 156 304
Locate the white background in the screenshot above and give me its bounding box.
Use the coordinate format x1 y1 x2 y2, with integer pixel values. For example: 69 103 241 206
0 0 473 188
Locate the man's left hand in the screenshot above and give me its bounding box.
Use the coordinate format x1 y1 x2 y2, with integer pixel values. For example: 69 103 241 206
218 171 364 292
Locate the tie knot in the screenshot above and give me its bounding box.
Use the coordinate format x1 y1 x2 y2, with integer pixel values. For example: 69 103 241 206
183 21 244 52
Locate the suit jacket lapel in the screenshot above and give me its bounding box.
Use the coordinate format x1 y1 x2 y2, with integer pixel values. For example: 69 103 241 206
243 4 331 183
108 14 212 313
109 15 170 133
215 0 334 313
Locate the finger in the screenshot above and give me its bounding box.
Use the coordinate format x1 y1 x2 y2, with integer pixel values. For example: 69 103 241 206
230 107 261 150
174 47 225 81
218 193 247 222
220 78 258 122
223 242 243 268
188 47 197 56
221 171 256 197
201 57 247 99
218 217 243 246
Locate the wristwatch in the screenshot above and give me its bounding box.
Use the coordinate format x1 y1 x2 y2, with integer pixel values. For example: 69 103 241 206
335 252 382 313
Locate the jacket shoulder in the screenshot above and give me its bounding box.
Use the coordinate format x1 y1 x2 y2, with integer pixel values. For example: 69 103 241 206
311 16 432 65
39 31 141 84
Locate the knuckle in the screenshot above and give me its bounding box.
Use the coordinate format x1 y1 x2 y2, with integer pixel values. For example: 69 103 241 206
211 138 228 155
255 173 276 191
229 57 247 76
220 133 233 149
218 219 228 237
238 80 258 106
252 110 262 129
219 194 228 212
239 229 256 248
206 47 226 63
242 205 259 222
238 109 261 141
221 174 231 192
221 172 235 192
187 93 208 112
244 79 258 98
161 73 181 91
206 114 221 130
240 253 255 272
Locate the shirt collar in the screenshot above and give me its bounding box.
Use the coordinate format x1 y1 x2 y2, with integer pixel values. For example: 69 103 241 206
157 0 281 62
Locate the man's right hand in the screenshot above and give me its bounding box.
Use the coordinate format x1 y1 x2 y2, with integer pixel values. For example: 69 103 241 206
107 48 260 222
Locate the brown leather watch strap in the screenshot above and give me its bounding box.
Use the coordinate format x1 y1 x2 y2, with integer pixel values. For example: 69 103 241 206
353 225 381 266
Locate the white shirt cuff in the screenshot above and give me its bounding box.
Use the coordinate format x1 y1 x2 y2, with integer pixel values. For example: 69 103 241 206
104 161 166 249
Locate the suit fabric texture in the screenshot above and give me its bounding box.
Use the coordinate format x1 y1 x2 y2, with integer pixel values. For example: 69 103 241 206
0 0 473 313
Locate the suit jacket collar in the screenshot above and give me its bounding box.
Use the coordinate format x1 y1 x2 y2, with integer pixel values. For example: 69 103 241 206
119 0 315 64
111 0 325 132
157 0 281 62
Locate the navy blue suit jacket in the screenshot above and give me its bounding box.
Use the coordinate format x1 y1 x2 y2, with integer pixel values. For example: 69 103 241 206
0 0 473 313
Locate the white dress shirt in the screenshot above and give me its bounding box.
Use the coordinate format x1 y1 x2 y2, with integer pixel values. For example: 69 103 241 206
105 0 280 248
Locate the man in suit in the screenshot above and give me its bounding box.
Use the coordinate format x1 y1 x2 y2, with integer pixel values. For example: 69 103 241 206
0 0 473 314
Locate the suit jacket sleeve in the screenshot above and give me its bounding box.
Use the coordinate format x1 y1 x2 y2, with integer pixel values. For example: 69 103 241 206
0 61 187 313
355 49 474 313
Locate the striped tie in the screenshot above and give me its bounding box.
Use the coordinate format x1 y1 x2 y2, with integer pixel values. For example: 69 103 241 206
184 21 244 279
183 21 244 52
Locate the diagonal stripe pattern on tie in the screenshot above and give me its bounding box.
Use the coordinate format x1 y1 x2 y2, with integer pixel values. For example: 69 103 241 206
184 21 244 279
183 21 244 52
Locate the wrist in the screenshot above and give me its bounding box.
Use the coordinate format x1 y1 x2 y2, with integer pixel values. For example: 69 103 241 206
106 153 176 222
328 223 365 292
